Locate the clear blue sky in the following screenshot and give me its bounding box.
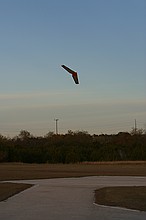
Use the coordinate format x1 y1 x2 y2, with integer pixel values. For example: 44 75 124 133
0 0 146 136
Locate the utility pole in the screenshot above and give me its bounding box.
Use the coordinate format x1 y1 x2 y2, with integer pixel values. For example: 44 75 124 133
54 118 59 135
134 119 137 134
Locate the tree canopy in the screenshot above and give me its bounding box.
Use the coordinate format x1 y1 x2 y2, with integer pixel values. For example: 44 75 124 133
0 129 146 163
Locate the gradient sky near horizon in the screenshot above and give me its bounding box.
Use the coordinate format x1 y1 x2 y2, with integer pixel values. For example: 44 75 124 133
0 0 146 137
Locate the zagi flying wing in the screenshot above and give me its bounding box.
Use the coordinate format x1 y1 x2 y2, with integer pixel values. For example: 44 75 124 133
61 65 79 84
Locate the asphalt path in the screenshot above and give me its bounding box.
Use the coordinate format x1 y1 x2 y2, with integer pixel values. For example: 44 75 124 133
0 176 146 220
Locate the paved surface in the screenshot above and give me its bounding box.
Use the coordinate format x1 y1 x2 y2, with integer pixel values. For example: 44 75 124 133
0 176 146 220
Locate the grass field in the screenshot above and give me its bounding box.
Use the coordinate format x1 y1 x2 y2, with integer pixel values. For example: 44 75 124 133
95 186 146 211
0 162 146 211
0 183 32 202
1 161 146 181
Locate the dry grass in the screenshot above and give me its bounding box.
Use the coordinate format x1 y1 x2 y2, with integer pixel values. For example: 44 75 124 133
0 162 146 181
0 182 32 202
0 162 146 211
95 186 146 211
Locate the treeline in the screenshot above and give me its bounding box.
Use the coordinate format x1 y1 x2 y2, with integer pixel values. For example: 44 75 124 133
0 129 146 163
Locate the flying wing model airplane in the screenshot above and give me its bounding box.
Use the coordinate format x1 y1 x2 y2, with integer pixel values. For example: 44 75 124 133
61 65 79 84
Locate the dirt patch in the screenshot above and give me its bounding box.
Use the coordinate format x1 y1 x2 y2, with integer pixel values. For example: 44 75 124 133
95 186 146 211
0 182 33 202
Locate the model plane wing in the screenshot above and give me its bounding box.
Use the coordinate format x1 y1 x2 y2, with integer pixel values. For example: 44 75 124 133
61 65 79 84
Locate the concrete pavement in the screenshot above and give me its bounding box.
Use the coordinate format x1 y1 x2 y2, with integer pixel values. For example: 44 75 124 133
0 176 146 220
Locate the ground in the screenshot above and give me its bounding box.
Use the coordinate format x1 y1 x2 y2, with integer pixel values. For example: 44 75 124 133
0 162 146 211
